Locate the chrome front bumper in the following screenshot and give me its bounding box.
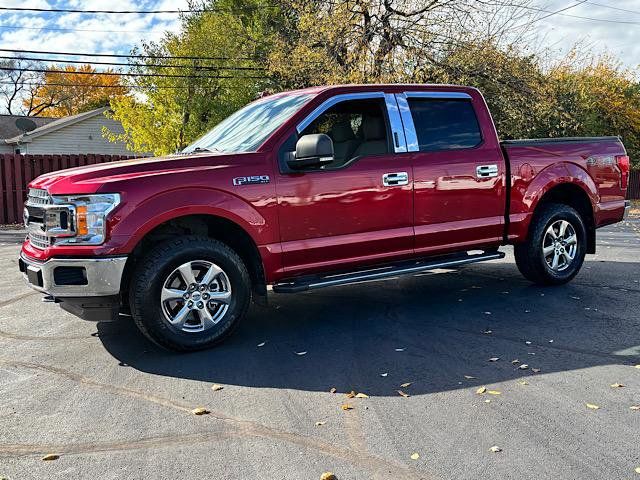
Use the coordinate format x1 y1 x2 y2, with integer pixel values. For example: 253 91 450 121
19 253 127 297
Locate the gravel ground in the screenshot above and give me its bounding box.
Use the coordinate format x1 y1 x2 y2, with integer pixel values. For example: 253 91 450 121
0 218 639 480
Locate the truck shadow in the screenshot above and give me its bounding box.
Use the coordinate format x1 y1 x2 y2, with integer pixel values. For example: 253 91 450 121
98 259 640 397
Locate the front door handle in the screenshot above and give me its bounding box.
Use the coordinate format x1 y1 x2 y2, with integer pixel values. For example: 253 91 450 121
383 172 409 186
476 164 499 178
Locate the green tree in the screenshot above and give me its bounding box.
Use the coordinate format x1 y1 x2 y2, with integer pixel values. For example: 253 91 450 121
107 0 280 155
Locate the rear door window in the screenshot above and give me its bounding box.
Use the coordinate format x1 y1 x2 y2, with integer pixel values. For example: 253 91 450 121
407 98 482 152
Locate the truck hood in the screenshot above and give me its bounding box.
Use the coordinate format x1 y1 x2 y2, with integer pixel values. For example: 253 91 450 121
29 152 242 194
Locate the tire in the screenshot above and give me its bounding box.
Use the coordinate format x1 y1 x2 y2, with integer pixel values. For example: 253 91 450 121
514 203 587 286
129 236 251 351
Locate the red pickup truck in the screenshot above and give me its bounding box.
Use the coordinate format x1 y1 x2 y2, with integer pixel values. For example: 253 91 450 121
19 84 631 351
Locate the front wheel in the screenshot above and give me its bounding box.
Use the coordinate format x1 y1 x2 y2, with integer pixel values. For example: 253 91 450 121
514 203 587 285
129 236 251 351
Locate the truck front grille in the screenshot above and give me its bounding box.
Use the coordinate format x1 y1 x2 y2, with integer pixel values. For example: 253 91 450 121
25 188 52 250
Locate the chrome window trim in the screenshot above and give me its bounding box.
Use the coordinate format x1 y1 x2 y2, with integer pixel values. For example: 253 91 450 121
404 91 473 100
395 93 419 152
396 91 474 152
296 92 407 154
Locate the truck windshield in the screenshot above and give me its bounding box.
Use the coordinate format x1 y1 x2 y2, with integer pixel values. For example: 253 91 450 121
183 93 312 154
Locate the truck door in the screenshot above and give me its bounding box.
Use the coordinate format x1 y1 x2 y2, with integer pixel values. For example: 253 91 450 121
275 93 414 277
396 91 506 255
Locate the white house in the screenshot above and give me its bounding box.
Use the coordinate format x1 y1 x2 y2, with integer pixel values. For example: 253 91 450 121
0 107 134 156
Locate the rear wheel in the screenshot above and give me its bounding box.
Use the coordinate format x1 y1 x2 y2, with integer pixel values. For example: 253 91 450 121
514 203 587 285
129 236 251 351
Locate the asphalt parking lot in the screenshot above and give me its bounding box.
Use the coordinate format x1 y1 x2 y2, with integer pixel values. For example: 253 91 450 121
1 218 639 480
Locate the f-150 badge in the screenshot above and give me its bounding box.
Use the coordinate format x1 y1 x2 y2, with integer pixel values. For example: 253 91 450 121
233 175 270 186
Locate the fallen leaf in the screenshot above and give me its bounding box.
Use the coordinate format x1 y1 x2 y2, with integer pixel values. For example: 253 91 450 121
380 373 388 377
548 339 554 343
410 453 420 460
483 311 492 315
211 384 224 391
483 329 493 334
518 380 529 386
42 454 59 461
464 375 476 379
400 382 412 388
519 364 529 370
257 342 266 347
532 368 541 373
315 421 326 426
586 403 600 410
329 387 337 394
191 407 210 415
397 390 410 398
320 472 337 480
631 406 640 411
525 341 532 345
355 393 369 398
341 404 353 410
488 357 500 362
295 351 308 356
345 391 356 398
489 446 502 453
476 386 487 394
395 348 405 352
610 383 625 388
488 390 502 395
511 359 520 364
484 399 491 403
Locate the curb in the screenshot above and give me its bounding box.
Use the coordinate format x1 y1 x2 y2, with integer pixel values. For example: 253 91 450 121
0 230 27 244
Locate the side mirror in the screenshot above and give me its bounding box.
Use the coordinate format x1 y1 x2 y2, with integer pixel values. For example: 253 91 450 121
288 134 334 169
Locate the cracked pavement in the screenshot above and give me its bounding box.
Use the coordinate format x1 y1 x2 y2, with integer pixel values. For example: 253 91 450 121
0 218 639 479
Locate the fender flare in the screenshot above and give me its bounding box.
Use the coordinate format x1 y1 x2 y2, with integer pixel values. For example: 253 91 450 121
523 162 598 213
109 186 271 254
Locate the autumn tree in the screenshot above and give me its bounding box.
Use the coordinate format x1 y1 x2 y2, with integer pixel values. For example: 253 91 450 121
25 64 126 117
107 0 278 155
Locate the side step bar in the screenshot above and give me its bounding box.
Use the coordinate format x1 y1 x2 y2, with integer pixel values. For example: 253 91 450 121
272 250 505 293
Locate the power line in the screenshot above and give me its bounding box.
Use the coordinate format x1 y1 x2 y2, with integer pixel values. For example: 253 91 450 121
0 81 261 90
0 48 259 61
0 66 267 79
515 2 640 26
0 24 150 34
0 55 265 71
509 1 588 30
582 1 640 15
0 5 275 14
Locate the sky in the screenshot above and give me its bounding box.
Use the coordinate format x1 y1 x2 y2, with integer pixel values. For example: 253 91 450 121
0 0 638 70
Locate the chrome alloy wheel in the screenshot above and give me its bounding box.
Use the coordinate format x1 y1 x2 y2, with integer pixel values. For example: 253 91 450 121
542 220 578 272
160 260 232 333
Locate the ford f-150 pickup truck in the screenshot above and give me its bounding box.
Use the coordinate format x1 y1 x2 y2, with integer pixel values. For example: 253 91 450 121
19 84 631 351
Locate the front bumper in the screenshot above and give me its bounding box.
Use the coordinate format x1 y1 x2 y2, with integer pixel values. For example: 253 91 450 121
18 252 127 297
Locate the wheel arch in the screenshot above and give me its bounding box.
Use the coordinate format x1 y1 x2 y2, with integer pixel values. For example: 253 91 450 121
121 213 267 309
524 164 597 254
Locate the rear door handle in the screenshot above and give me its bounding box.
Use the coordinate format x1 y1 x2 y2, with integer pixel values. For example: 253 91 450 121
382 172 409 186
476 164 499 178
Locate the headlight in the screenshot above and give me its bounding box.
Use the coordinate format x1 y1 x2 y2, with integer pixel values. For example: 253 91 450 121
50 193 120 245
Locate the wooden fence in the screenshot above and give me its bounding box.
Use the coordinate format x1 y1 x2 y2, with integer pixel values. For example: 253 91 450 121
629 170 640 200
0 153 140 224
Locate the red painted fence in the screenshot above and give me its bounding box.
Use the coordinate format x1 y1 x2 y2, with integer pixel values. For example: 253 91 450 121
1 153 638 225
0 153 141 224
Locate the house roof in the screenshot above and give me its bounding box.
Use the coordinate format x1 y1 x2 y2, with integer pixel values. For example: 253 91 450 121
0 114 56 140
3 106 110 144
